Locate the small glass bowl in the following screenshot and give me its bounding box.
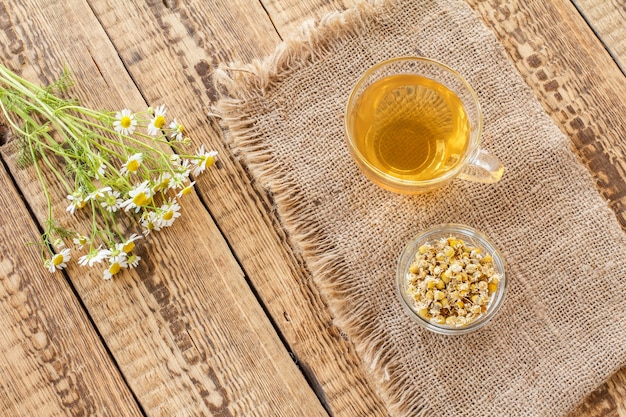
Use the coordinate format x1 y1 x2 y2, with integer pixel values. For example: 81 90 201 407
396 223 507 335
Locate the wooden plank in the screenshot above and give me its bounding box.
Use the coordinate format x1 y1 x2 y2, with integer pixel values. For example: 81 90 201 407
83 0 390 415
573 0 626 72
261 0 353 38
0 167 144 416
465 0 626 415
0 0 327 415
575 371 626 417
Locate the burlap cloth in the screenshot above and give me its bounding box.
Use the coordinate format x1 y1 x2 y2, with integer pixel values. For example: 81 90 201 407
214 0 626 415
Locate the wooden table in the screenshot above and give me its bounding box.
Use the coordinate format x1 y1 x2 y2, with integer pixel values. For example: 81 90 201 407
1 0 625 416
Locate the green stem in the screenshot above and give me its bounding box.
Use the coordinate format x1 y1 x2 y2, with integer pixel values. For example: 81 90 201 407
36 143 72 193
25 133 54 256
0 98 30 136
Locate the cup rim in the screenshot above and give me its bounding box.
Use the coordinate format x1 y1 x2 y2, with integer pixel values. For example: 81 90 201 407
396 223 507 335
344 56 483 188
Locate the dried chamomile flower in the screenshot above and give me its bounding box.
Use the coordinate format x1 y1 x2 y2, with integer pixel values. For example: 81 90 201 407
405 236 501 327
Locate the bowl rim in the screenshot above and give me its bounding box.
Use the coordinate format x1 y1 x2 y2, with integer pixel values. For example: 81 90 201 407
396 223 507 335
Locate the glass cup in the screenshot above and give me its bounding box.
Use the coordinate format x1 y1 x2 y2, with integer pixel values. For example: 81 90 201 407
344 57 504 194
396 224 507 335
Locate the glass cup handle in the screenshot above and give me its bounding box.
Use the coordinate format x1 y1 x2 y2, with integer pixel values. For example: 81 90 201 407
457 149 504 184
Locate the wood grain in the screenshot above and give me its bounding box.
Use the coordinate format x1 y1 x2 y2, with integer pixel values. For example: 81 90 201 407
3 0 626 415
261 0 354 38
0 164 144 416
83 0 390 415
465 0 626 415
0 0 327 415
573 0 626 72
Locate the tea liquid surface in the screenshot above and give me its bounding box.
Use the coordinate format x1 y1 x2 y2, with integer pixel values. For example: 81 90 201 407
351 74 470 181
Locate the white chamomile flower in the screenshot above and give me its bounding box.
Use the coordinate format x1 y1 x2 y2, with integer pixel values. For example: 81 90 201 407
96 163 106 179
96 156 106 179
122 181 153 213
177 159 191 178
177 181 195 198
47 248 71 273
120 153 143 176
140 210 161 235
98 247 114 261
169 118 185 141
78 246 106 267
192 145 218 176
113 109 137 136
73 234 89 250
101 244 126 262
147 105 167 136
127 254 141 268
157 199 181 228
172 170 190 190
100 188 123 212
153 172 174 192
66 189 87 215
170 163 192 192
89 152 107 179
119 233 142 253
170 153 182 167
120 152 143 175
103 254 128 280
87 186 112 201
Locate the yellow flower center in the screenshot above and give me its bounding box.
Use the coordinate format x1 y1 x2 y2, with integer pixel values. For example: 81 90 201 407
154 115 166 129
109 262 121 275
132 192 149 207
77 200 87 209
205 155 215 168
181 186 192 195
178 124 184 133
52 254 64 266
122 241 135 253
120 116 132 129
156 178 169 191
162 210 174 221
127 159 140 172
78 236 88 245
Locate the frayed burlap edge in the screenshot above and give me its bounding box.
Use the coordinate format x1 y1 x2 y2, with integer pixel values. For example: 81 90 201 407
214 1 432 415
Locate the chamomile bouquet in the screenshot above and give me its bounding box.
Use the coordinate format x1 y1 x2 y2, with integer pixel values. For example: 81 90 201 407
0 64 217 279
